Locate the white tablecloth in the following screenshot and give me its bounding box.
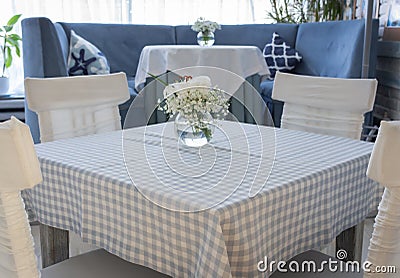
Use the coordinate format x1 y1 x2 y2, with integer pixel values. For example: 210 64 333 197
22 122 382 277
134 45 270 94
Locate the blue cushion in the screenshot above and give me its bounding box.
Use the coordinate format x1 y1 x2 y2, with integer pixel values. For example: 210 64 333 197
119 77 138 127
67 30 110 76
260 80 274 111
260 80 284 127
294 20 364 77
263 32 302 79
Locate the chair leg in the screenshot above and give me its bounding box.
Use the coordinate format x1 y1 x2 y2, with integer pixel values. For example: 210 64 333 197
336 221 364 262
40 224 69 268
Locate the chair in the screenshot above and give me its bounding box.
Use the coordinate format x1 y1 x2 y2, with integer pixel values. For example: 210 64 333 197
271 72 378 140
24 72 130 143
24 73 130 264
364 120 400 277
272 72 377 260
0 117 169 278
271 121 400 277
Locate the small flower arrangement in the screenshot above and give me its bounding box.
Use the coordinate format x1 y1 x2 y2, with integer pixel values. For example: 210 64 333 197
158 75 230 142
191 17 221 34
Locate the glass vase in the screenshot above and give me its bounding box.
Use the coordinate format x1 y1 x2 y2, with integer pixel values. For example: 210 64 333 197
197 31 215 47
174 112 215 147
0 77 10 95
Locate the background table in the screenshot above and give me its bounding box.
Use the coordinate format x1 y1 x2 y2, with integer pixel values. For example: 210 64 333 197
0 92 25 122
135 45 269 93
129 46 271 127
23 122 381 277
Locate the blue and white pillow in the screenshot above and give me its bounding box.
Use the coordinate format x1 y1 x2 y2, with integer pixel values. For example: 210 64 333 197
67 30 110 76
263 32 302 79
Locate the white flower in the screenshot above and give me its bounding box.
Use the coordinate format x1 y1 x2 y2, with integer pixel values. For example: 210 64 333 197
163 76 212 98
159 75 230 126
191 17 221 33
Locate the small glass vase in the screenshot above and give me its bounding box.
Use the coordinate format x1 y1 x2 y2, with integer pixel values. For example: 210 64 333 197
174 112 215 147
197 31 215 47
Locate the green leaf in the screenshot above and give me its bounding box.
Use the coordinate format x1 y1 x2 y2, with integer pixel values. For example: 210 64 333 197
15 45 20 57
7 14 21 26
8 34 21 41
5 46 12 68
3 25 12 32
6 37 19 47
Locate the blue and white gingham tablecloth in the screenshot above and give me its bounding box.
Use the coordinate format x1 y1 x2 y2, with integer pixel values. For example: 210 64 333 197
22 122 381 277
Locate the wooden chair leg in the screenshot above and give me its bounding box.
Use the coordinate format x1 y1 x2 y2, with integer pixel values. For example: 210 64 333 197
336 221 364 262
40 224 69 268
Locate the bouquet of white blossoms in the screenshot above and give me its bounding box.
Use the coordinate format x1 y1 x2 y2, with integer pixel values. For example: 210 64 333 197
159 76 230 140
191 17 221 34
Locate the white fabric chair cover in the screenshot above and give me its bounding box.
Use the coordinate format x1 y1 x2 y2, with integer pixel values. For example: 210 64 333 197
365 121 400 277
25 72 130 142
25 72 130 256
0 117 42 191
0 117 42 278
272 72 378 139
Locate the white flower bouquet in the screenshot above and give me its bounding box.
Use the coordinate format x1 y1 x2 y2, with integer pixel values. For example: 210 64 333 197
158 75 230 141
191 17 221 34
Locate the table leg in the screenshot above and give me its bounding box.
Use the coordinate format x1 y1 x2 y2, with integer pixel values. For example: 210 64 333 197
40 224 69 268
336 221 364 262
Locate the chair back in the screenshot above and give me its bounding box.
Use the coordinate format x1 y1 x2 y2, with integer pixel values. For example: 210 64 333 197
365 121 400 277
25 72 130 142
0 117 42 278
272 72 377 139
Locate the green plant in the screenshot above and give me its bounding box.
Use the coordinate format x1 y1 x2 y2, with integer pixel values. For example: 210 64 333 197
0 14 22 77
268 0 307 23
267 0 344 23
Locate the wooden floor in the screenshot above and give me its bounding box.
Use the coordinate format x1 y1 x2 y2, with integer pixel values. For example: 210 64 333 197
31 218 375 271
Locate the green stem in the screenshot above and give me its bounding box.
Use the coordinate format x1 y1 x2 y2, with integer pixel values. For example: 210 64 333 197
146 71 168 86
1 36 6 77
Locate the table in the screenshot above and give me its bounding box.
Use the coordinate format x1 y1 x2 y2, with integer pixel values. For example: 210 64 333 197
0 93 25 122
130 45 272 127
22 122 381 277
135 45 270 93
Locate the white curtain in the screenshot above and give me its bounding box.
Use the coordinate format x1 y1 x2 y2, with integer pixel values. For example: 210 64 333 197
1 0 269 94
130 0 269 25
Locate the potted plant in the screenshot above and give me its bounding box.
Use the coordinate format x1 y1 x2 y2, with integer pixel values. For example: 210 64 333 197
268 0 343 23
0 14 22 95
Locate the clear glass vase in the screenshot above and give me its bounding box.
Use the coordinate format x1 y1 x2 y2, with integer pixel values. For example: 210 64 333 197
197 31 215 47
174 112 215 147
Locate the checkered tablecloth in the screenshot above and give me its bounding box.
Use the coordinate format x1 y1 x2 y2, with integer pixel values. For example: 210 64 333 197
22 122 381 277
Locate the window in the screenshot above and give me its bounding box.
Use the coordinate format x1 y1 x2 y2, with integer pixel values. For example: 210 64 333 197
2 0 270 93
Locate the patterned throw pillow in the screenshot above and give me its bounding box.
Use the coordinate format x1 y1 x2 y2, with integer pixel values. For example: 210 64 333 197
263 32 302 79
67 30 110 76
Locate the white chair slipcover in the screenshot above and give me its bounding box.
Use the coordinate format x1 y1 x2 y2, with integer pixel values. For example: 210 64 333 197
24 72 130 143
365 121 400 277
0 117 42 278
25 72 130 257
272 72 378 139
0 118 170 278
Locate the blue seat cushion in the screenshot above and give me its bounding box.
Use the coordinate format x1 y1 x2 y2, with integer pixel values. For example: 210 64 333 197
260 80 274 112
260 79 284 127
119 77 138 127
